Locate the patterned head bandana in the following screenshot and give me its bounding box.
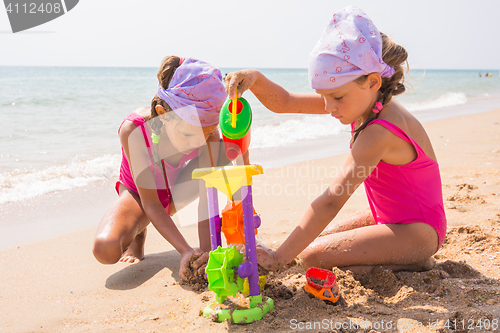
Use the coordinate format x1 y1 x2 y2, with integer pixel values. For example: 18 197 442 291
308 6 395 90
157 58 226 126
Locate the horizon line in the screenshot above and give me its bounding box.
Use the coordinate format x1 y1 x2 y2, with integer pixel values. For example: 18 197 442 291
0 65 499 71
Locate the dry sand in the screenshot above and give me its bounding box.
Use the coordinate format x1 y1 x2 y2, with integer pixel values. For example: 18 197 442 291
1 109 500 332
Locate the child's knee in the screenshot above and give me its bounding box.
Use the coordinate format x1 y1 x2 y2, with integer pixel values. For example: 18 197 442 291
92 237 121 264
407 223 439 259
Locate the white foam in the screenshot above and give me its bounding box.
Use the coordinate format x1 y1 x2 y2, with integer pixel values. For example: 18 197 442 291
0 154 121 205
404 92 467 112
250 115 347 149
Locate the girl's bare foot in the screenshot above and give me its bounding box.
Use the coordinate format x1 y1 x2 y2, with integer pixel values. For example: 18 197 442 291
119 228 147 263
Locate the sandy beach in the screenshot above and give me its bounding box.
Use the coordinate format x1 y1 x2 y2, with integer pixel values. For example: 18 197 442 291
1 109 500 333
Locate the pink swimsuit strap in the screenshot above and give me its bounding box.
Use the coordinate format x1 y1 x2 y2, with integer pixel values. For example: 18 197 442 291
365 119 425 154
119 112 147 135
352 118 414 143
121 112 153 150
124 112 147 127
351 119 426 159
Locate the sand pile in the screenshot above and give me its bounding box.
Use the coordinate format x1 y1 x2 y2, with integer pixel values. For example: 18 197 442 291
226 224 500 332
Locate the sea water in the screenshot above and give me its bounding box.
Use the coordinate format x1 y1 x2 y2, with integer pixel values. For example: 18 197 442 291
1 67 500 204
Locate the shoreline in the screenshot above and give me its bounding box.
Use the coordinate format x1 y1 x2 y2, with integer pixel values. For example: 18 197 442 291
2 89 500 198
0 108 499 332
1 104 500 250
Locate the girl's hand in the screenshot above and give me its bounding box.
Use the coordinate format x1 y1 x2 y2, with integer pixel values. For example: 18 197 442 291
234 243 246 253
190 248 209 276
179 248 209 281
224 69 260 99
179 249 195 281
256 242 280 271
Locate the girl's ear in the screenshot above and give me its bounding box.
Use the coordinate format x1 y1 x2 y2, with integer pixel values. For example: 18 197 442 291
155 104 168 115
367 73 382 92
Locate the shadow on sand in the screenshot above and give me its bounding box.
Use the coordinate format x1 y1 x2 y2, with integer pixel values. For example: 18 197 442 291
105 250 181 290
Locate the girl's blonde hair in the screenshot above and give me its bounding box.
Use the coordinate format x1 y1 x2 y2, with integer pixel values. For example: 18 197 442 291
352 33 408 143
378 33 408 105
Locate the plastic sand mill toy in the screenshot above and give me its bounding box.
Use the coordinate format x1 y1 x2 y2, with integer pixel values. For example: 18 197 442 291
192 92 273 324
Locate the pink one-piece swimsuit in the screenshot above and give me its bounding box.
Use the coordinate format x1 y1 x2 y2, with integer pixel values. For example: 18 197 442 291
116 113 198 215
353 119 447 249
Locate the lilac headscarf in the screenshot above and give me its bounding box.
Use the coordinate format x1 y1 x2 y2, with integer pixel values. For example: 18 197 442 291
157 58 226 127
308 6 395 90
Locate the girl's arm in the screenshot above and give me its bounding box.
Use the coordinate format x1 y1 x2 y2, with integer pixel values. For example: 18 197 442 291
259 124 393 270
194 132 222 252
319 209 376 236
225 69 327 115
137 188 195 277
120 122 195 279
167 155 211 253
167 128 229 248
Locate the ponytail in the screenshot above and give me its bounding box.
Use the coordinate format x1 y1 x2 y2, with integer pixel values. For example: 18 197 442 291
351 33 408 144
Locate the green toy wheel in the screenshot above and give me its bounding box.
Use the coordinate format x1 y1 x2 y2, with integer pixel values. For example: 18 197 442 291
205 246 244 302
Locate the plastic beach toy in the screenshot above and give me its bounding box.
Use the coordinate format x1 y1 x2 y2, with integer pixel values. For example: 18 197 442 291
304 267 340 305
221 200 258 245
192 165 273 324
219 89 252 160
193 93 273 324
242 274 267 296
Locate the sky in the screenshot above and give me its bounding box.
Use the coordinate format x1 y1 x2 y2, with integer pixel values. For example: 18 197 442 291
1 0 499 70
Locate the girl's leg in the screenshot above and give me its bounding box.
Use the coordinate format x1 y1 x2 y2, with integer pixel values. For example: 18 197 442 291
120 228 147 263
343 257 436 274
92 185 150 264
300 222 439 274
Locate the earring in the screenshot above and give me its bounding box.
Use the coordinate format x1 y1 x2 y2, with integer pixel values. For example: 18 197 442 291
372 101 383 113
151 133 161 144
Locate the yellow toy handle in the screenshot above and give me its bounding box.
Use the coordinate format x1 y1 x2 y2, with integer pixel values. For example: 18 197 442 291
192 165 263 198
231 88 237 128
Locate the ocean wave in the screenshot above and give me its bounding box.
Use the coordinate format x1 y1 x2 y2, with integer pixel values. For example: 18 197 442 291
0 154 120 205
404 92 467 112
250 115 347 149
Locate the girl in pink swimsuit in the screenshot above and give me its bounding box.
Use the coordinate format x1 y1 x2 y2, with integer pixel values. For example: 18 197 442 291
93 56 228 281
225 6 447 273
